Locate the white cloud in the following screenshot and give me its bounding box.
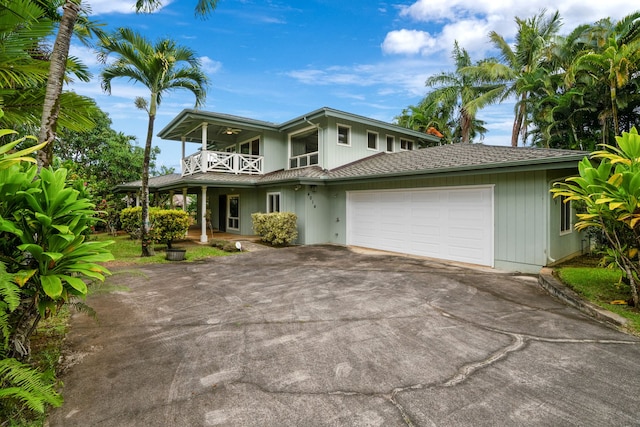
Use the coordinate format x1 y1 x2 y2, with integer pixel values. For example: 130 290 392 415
85 0 174 15
381 29 437 55
69 44 100 67
388 0 638 60
199 56 222 74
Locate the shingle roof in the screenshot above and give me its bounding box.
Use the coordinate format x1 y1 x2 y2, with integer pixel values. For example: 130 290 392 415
116 144 587 191
327 143 587 180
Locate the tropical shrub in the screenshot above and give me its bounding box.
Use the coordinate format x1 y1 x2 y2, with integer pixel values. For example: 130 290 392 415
120 206 143 239
152 209 190 249
0 123 94 417
551 127 640 307
1 264 62 414
252 212 298 246
0 165 114 356
119 207 190 248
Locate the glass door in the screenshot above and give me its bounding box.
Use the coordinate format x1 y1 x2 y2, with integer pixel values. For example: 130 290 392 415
227 195 239 230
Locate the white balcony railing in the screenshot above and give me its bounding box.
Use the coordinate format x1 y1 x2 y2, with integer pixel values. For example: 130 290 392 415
182 150 264 176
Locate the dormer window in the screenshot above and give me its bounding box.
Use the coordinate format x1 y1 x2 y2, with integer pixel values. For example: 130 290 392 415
400 138 414 151
289 127 319 169
337 124 350 146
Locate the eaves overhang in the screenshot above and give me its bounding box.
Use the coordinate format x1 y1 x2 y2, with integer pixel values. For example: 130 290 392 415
325 155 586 184
278 107 441 144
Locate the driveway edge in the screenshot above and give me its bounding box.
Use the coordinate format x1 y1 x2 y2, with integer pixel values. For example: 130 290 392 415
538 267 628 328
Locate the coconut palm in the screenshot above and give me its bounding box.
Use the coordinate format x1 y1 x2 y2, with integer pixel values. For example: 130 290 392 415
422 42 502 143
37 0 218 167
566 11 640 139
99 28 208 256
0 0 98 137
470 10 562 146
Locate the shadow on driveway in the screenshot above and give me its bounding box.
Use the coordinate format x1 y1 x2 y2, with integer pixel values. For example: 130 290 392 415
48 245 640 426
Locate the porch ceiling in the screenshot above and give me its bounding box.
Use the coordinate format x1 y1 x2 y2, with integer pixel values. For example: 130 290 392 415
157 109 278 145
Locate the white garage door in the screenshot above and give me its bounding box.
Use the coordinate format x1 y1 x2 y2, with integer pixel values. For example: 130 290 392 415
346 186 494 267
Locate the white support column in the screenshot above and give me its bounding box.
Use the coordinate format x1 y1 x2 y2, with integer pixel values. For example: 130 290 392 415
181 136 186 160
135 193 140 207
169 190 175 209
182 188 188 212
201 123 208 172
200 185 208 243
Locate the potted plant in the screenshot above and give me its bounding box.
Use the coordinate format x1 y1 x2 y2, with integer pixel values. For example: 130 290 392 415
153 209 191 260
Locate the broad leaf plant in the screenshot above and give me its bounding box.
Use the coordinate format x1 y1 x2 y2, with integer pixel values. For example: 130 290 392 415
552 127 640 307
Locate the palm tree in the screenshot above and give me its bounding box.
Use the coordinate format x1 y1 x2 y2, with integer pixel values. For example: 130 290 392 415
470 10 562 146
422 42 502 143
566 12 640 139
99 28 208 256
0 1 98 136
37 0 218 167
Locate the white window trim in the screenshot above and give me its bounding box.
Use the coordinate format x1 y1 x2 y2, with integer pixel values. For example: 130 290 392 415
385 135 395 152
288 125 319 170
400 138 414 151
239 137 260 155
337 124 351 146
267 192 281 213
560 195 573 235
227 194 240 231
367 131 379 151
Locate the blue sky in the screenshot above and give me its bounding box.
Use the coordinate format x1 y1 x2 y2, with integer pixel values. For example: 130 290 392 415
69 0 637 171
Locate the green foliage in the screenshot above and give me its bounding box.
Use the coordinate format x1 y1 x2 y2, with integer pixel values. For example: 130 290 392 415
55 109 159 199
400 11 640 149
252 212 298 246
119 207 190 248
119 206 142 239
551 127 640 306
152 209 190 248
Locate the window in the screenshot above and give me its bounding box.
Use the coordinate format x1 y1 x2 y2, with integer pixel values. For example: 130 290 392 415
289 127 319 169
386 135 395 152
240 138 259 155
560 195 572 234
400 139 414 151
367 131 378 150
267 192 281 213
337 124 350 145
224 145 236 153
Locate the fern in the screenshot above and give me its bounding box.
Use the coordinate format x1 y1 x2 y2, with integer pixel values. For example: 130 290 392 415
0 357 62 413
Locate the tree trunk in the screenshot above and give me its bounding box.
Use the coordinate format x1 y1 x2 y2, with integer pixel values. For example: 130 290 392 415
37 0 80 168
460 109 471 143
140 96 157 257
610 83 619 138
511 94 527 147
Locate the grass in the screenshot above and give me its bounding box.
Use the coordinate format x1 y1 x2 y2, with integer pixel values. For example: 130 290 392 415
93 233 231 265
556 260 640 335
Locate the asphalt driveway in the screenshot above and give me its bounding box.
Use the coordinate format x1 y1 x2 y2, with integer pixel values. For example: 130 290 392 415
48 245 640 426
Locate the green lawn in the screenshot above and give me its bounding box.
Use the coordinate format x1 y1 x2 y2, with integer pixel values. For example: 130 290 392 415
93 233 231 264
557 266 640 334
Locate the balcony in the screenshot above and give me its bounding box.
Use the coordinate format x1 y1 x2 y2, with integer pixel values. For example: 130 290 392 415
182 150 264 176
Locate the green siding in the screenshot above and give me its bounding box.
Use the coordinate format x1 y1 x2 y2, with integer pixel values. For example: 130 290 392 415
317 169 581 272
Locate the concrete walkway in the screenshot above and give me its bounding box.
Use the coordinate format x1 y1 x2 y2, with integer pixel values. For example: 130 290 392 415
48 245 640 426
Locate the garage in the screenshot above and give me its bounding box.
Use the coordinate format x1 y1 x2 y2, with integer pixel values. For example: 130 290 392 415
346 186 494 267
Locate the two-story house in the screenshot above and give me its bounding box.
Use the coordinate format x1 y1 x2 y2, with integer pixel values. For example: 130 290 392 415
117 107 586 273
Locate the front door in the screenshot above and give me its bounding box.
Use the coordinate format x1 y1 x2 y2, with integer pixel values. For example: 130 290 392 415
227 195 239 231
